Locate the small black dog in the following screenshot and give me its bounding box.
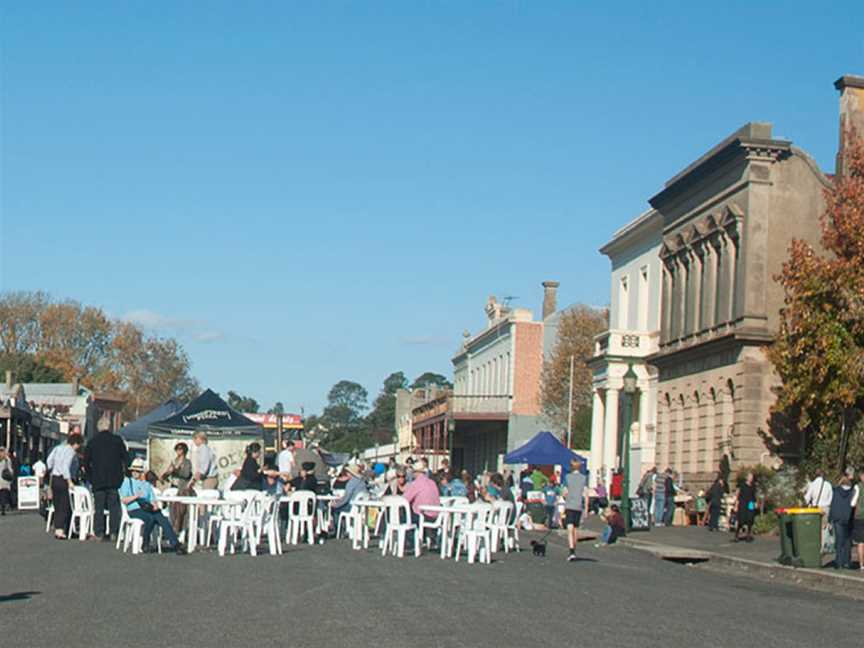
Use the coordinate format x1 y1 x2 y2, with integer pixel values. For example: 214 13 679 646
530 540 547 557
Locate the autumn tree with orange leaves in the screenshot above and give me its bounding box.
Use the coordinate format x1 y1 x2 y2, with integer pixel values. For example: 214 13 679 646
768 130 864 473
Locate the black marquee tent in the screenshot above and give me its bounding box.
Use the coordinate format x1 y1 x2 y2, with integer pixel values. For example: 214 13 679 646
148 388 260 436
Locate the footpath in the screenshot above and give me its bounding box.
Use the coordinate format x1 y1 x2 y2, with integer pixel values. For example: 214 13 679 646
553 517 864 600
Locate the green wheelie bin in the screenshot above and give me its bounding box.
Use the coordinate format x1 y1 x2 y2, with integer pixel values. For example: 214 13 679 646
786 507 823 568
776 509 794 564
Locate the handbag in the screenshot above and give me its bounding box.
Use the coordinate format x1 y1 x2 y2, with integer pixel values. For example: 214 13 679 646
1 468 12 481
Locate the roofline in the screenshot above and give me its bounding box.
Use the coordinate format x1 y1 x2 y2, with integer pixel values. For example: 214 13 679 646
599 209 662 257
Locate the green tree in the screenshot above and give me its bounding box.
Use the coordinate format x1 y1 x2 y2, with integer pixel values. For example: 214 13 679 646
319 380 371 452
0 352 65 383
268 401 285 415
227 390 260 413
410 371 452 390
366 371 408 443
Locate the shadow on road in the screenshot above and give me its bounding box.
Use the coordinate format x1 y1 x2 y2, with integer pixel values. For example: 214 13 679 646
0 591 41 603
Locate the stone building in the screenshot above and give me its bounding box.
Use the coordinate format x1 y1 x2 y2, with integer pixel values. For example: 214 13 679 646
588 209 663 488
648 117 833 487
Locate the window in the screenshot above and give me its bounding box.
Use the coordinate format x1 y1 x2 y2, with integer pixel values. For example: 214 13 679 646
638 266 649 330
618 276 629 329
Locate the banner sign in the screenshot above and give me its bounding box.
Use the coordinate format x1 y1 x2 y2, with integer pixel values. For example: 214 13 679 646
148 435 261 489
244 413 303 427
629 497 651 531
17 476 40 510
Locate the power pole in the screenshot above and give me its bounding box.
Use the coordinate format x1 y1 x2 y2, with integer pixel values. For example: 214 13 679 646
566 355 574 449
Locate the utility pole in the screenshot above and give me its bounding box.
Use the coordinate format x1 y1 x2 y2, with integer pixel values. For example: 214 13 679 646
566 355 574 448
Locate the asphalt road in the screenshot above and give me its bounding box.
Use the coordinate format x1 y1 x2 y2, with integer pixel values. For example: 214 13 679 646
1 513 858 648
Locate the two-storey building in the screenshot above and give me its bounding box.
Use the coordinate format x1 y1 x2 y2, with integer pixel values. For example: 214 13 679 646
450 295 544 475
588 210 663 488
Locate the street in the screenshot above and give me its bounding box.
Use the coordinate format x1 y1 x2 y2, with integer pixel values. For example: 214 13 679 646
1 514 858 648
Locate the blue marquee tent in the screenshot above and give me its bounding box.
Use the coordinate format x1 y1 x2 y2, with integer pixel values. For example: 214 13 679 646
503 431 588 474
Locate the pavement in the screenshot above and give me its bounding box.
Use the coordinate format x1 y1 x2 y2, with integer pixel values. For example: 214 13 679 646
572 515 864 600
3 512 863 648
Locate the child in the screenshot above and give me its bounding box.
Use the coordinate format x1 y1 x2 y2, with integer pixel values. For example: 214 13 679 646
595 505 626 547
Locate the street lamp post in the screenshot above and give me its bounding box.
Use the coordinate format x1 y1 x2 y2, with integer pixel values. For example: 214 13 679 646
621 364 639 533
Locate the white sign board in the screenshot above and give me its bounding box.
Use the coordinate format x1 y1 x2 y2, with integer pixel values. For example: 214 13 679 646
17 476 40 510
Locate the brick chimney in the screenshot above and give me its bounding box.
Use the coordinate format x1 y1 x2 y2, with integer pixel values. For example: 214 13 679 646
834 74 864 175
542 280 560 319
5 370 12 389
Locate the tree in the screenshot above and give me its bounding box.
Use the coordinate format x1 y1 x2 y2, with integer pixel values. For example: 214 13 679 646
0 291 201 421
227 390 260 413
0 352 65 383
268 402 285 415
410 371 452 390
319 380 371 452
540 305 609 445
768 129 864 474
366 371 407 443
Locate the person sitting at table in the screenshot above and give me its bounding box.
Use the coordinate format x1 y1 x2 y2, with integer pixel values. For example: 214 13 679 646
331 464 368 534
291 462 318 492
232 443 278 491
120 458 186 555
460 470 477 502
332 467 351 492
445 471 468 498
403 463 441 545
383 466 407 496
262 472 281 496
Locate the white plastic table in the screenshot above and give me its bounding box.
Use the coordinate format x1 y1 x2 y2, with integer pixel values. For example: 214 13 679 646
419 504 473 558
156 495 243 552
350 500 388 550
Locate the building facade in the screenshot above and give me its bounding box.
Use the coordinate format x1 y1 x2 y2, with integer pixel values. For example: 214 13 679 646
648 121 831 488
588 210 663 488
450 295 544 475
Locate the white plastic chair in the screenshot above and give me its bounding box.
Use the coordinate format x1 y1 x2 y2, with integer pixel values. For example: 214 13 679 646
455 502 493 564
419 506 447 550
45 503 55 532
285 491 317 545
116 505 146 554
336 492 368 540
206 490 247 548
379 496 420 558
261 496 282 555
489 501 515 553
69 486 94 541
217 495 262 557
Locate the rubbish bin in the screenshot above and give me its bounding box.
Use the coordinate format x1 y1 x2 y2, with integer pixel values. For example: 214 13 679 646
783 507 822 569
776 508 794 564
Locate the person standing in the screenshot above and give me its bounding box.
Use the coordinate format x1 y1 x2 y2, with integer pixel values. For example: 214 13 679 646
663 469 676 527
46 433 83 539
84 415 129 541
0 447 14 515
277 438 296 482
853 468 864 572
734 471 757 542
637 467 656 519
160 442 193 532
563 458 588 562
189 432 219 491
828 467 858 570
706 474 726 531
653 469 667 526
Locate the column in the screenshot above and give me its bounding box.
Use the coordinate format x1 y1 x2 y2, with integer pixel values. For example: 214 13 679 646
638 388 651 447
589 389 605 487
602 388 619 486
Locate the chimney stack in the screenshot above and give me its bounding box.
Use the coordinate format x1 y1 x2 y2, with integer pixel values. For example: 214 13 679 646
72 376 80 395
542 280 560 319
5 370 12 389
834 74 864 175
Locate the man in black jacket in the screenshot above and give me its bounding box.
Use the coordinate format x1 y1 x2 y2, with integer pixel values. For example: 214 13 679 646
84 414 129 541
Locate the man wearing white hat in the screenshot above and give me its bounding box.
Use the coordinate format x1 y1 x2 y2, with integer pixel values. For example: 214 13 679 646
331 464 368 533
119 458 186 554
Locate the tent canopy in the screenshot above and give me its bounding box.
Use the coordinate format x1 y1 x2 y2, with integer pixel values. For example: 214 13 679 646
504 431 586 469
148 388 260 436
120 399 185 444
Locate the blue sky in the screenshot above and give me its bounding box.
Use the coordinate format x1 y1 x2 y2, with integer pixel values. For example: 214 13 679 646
1 2 862 415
